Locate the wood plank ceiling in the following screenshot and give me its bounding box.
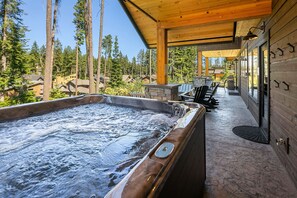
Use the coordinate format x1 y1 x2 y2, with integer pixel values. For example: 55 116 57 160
119 0 272 48
202 49 240 58
202 18 262 58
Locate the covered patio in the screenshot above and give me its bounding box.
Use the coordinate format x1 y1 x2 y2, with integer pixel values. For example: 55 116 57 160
204 88 297 197
119 0 270 85
119 0 297 197
119 0 270 102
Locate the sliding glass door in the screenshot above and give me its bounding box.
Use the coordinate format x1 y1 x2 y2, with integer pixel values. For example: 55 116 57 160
260 43 269 139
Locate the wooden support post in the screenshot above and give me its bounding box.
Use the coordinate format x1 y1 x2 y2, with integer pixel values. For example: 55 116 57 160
205 57 209 76
197 51 202 76
157 25 168 85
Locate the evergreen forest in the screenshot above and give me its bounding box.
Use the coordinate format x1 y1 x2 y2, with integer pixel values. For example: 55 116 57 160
0 0 204 107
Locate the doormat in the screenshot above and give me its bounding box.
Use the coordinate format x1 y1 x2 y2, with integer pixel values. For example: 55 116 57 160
228 90 240 95
232 126 268 144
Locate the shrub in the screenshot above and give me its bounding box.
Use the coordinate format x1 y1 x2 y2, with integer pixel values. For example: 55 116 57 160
103 80 144 96
50 88 68 100
0 97 10 108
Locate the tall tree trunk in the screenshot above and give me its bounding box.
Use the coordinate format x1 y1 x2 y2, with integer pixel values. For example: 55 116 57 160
1 0 7 71
75 46 79 96
43 0 53 101
49 0 59 89
96 0 104 93
85 0 95 94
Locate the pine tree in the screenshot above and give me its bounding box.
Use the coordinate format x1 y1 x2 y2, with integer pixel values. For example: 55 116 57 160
73 0 85 95
62 46 76 76
8 16 35 105
131 57 136 77
120 54 129 75
0 0 25 71
79 53 87 79
137 49 145 76
110 36 122 88
152 49 157 75
28 41 41 74
168 46 197 83
53 39 63 78
0 0 36 105
39 45 46 74
102 34 112 88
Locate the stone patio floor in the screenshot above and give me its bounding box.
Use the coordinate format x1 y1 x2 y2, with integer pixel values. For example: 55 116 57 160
203 88 297 198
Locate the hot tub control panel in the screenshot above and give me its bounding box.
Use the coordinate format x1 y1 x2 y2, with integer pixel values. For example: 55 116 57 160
155 142 175 158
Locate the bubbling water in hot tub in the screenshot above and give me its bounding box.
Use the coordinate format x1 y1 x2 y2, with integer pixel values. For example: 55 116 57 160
0 103 177 197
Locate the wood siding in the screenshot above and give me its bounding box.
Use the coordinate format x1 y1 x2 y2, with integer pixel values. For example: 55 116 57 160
248 97 260 124
240 76 249 106
239 0 297 187
270 0 297 187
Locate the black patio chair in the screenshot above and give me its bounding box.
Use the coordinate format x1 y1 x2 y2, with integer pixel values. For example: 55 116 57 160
180 86 207 101
204 82 220 107
180 85 211 111
193 85 209 103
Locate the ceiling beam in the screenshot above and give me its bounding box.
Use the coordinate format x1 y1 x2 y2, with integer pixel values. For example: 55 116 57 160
124 0 157 22
149 37 233 48
197 37 242 52
148 37 234 48
159 0 272 29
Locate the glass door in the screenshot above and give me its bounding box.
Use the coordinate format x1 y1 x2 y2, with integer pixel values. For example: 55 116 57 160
260 43 269 139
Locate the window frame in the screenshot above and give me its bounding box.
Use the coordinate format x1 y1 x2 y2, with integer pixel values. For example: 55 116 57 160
248 47 259 101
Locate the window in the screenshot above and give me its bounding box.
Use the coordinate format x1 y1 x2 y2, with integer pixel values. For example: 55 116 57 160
248 48 259 100
248 51 253 95
241 47 247 77
252 48 259 100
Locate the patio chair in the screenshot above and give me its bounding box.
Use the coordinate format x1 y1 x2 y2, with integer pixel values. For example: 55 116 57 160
204 82 220 106
180 86 206 101
193 86 209 103
180 86 211 111
178 83 193 100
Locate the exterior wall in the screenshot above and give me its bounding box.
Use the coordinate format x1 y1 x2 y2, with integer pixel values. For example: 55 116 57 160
30 84 43 97
248 97 260 124
269 0 297 187
240 75 249 106
239 0 297 187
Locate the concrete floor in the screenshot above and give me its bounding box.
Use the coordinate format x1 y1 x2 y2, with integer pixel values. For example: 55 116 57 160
203 88 297 198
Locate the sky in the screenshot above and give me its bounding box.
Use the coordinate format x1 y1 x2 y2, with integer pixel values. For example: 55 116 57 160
21 0 146 60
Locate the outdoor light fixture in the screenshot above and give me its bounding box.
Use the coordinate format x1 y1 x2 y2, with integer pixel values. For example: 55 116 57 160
243 22 266 40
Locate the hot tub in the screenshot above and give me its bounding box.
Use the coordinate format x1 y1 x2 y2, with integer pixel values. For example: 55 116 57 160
0 95 206 197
